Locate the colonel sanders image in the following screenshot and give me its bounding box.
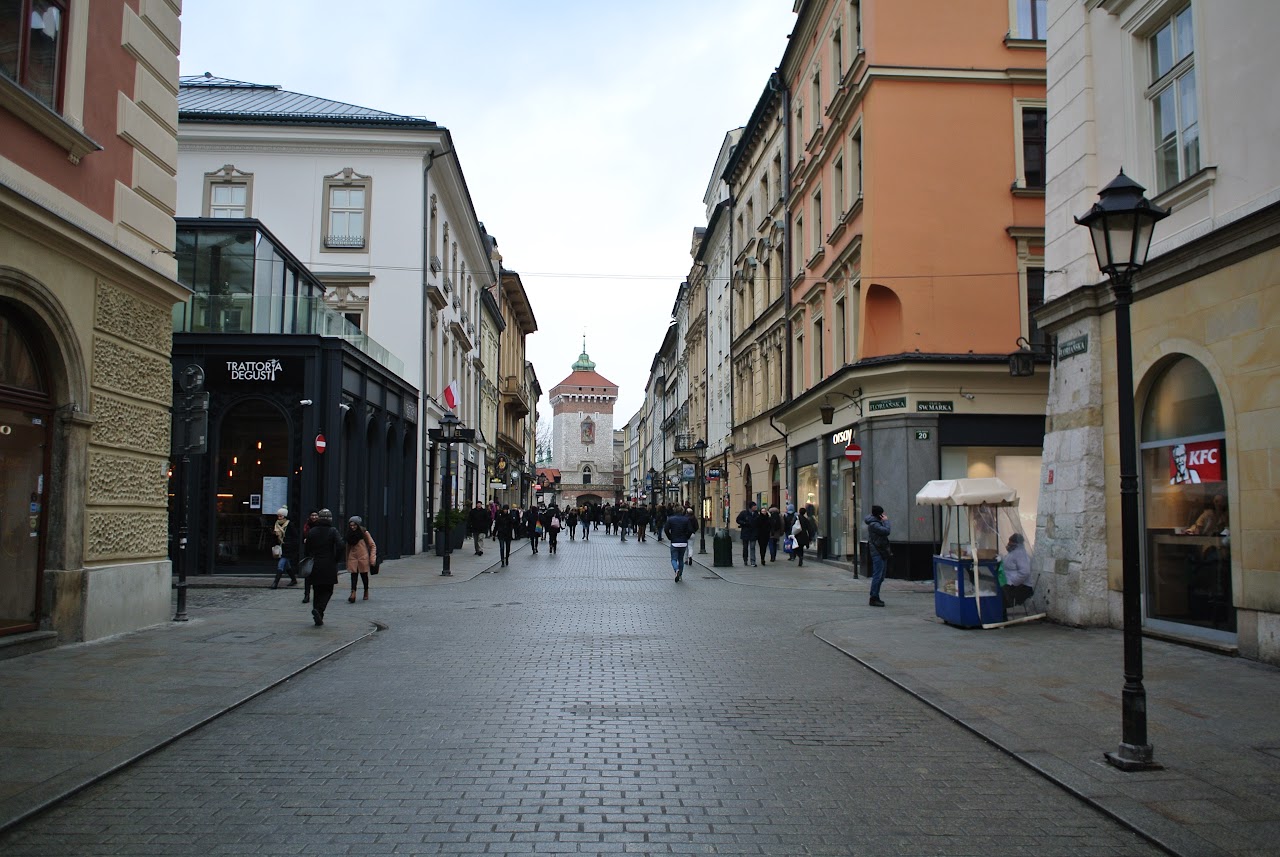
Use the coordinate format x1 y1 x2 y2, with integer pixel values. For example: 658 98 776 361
1170 443 1201 484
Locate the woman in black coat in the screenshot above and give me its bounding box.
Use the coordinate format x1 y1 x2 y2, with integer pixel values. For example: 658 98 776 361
523 505 542 554
493 505 516 567
303 508 344 626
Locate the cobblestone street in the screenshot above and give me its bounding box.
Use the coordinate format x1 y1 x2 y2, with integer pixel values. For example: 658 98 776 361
0 537 1162 855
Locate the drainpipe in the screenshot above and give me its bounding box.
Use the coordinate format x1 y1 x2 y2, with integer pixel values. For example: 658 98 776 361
776 70 794 509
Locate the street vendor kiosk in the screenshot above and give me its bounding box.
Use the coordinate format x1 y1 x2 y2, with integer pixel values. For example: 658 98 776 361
915 478 1044 629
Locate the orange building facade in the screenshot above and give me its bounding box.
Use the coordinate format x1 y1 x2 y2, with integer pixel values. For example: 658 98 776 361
773 0 1049 577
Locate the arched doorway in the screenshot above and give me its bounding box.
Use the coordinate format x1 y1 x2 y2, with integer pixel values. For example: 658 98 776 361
0 310 52 634
1140 356 1234 638
770 456 781 509
212 399 291 572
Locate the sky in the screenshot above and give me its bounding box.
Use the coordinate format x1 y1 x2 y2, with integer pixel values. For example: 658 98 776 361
176 0 796 429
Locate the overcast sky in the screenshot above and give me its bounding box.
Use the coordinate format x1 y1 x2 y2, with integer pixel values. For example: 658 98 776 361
178 0 795 427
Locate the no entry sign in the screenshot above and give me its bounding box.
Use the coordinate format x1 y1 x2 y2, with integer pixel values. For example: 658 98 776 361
315 433 327 454
844 442 862 462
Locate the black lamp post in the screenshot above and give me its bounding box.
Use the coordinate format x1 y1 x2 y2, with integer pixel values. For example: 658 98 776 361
693 440 708 554
428 412 473 577
1075 169 1170 772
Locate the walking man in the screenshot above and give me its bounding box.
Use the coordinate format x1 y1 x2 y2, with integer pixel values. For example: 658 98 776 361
468 500 489 556
865 504 891 606
736 500 760 566
664 506 696 582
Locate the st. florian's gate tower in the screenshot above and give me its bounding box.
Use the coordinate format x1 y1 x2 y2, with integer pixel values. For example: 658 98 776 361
549 340 618 508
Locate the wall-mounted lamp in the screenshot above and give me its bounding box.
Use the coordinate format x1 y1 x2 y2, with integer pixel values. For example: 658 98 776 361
819 388 863 425
959 388 976 401
298 399 313 406
1007 336 1057 377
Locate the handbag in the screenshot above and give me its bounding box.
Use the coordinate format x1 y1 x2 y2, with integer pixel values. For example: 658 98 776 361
271 544 282 559
783 535 796 554
370 559 380 575
298 556 314 578
535 522 544 536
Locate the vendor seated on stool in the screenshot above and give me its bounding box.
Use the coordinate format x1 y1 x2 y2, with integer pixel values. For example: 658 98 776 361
1001 533 1034 609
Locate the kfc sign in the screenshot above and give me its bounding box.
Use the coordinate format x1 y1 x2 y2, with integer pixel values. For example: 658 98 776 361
1170 440 1223 484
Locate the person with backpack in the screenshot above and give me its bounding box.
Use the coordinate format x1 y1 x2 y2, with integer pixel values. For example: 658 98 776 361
544 505 562 554
865 504 891 606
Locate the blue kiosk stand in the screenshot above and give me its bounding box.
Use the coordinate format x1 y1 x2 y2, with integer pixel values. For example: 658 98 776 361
917 478 1040 630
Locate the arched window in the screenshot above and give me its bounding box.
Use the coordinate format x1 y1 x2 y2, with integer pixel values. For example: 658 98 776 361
1140 356 1233 637
582 464 592 486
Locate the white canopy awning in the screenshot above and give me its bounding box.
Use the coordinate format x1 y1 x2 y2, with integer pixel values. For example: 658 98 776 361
915 477 1019 507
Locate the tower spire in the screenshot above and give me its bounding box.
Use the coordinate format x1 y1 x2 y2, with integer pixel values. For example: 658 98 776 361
572 334 596 371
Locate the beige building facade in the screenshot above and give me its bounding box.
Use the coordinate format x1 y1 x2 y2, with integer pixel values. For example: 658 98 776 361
1039 0 1280 664
1 0 187 649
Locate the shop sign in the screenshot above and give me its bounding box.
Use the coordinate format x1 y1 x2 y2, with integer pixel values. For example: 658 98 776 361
830 428 854 446
209 356 302 386
1170 440 1223 483
1058 334 1089 361
706 468 722 480
868 396 906 412
917 400 953 412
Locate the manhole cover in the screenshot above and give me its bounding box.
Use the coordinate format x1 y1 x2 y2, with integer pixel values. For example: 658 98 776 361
204 631 273 644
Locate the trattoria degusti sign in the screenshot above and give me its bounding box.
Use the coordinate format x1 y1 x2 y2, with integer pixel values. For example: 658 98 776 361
208 357 301 386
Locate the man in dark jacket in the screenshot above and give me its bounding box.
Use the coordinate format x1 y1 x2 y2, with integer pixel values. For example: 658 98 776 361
303 508 343 626
467 501 489 556
664 507 696 582
865 504 891 607
736 501 760 566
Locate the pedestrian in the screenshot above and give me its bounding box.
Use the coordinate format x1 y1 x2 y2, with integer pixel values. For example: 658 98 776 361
603 504 614 535
493 504 516 567
566 507 578 540
767 506 783 562
580 505 591 541
684 505 699 565
865 504 891 606
545 505 562 554
664 506 696 582
736 500 760 566
792 506 817 566
468 500 489 556
755 507 772 565
344 516 377 602
300 510 318 603
303 508 342 626
783 504 797 561
654 504 668 543
270 506 298 588
636 505 649 542
524 505 542 554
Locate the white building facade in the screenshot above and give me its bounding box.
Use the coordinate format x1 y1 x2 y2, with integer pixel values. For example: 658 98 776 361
176 76 495 550
1038 0 1280 663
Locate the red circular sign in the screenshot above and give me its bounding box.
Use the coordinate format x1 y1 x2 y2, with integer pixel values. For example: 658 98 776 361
845 443 862 461
315 433 327 454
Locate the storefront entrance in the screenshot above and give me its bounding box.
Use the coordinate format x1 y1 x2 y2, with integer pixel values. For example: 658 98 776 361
0 312 51 635
213 399 291 572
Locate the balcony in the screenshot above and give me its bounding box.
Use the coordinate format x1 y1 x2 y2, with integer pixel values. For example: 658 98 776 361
500 375 530 418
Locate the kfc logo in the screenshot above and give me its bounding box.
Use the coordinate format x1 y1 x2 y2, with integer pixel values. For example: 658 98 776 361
1170 440 1223 484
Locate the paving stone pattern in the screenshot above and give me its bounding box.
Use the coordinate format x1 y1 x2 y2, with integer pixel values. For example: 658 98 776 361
0 540 1162 856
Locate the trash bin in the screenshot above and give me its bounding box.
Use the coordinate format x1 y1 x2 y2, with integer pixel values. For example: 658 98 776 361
713 528 734 567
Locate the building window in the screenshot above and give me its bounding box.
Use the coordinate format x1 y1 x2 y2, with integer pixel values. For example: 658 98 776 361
833 26 843 80
1026 267 1045 346
851 1 862 50
813 190 823 247
203 166 254 218
811 70 821 128
1014 0 1047 40
1013 101 1047 191
795 332 805 390
833 157 845 218
1 0 67 109
834 297 846 366
322 169 371 250
794 214 804 269
771 154 782 206
813 317 824 380
1149 5 1199 193
582 465 592 486
852 126 863 199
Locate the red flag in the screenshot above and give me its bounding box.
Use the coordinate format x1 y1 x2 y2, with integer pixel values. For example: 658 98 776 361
443 379 459 411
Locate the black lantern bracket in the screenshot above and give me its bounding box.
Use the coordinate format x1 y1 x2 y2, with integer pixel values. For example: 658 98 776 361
819 387 863 425
1008 335 1058 377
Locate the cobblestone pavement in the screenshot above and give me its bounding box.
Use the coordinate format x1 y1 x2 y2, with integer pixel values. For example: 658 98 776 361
0 537 1161 856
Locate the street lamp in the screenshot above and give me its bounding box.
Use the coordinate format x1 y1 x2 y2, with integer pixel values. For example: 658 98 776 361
428 412 473 577
693 439 708 554
1075 169 1170 772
